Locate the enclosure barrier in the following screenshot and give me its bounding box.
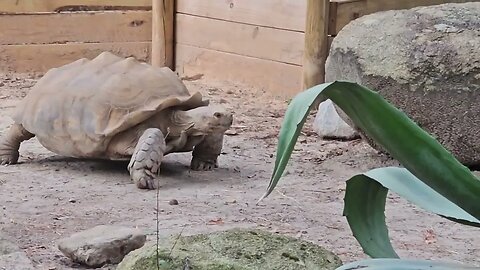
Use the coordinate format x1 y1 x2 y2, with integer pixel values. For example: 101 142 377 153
0 0 474 97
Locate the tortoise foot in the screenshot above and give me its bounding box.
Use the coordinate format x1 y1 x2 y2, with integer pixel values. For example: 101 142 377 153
0 124 33 165
190 158 218 171
0 145 19 165
130 169 160 190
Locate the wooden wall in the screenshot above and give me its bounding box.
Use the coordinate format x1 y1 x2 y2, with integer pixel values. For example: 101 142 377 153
0 1 152 73
0 0 307 97
174 0 307 97
0 0 475 97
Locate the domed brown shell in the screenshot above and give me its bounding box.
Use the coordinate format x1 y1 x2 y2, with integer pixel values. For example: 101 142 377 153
13 52 208 156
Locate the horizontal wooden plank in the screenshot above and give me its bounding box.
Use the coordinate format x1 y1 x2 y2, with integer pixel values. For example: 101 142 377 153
0 42 150 73
0 0 151 13
332 0 475 34
175 14 304 65
175 43 303 98
0 11 152 45
176 0 307 32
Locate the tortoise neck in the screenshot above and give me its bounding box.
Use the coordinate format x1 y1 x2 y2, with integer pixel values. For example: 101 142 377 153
170 110 200 134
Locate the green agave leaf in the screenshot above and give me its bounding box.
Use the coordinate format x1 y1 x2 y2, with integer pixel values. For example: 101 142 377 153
259 81 480 221
344 167 480 258
336 258 480 270
343 173 397 258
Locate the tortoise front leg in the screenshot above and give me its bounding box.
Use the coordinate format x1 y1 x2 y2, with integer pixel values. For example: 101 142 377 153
190 133 224 171
127 128 167 189
0 123 34 165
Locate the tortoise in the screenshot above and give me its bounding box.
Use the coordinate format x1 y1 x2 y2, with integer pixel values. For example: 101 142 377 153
0 52 233 189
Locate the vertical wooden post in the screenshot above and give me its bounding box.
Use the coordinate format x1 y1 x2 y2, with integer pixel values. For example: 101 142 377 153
151 0 174 68
302 0 330 90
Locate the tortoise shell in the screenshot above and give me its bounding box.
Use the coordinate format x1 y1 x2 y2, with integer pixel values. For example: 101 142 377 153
12 52 208 157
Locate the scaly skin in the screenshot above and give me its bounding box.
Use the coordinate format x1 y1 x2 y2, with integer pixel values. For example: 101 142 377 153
127 128 166 189
190 133 224 170
0 123 34 165
127 127 192 189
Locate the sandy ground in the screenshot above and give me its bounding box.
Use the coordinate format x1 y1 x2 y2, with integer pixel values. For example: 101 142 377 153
0 73 479 270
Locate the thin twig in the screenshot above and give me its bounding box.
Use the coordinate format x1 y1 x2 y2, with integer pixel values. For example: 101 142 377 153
156 171 160 270
169 225 186 257
276 190 303 207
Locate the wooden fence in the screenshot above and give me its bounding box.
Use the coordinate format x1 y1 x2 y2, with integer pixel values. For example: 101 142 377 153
0 0 475 97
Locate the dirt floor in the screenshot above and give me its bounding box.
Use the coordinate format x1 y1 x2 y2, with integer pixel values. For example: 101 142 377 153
0 73 479 270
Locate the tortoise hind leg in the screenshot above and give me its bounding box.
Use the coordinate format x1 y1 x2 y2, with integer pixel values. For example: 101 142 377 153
127 128 167 189
0 123 34 165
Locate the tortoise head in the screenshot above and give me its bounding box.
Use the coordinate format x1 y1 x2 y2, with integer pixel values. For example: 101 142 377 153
186 105 233 135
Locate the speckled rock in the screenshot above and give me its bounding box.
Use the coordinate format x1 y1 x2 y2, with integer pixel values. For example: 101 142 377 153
326 2 480 165
57 225 146 267
116 228 342 270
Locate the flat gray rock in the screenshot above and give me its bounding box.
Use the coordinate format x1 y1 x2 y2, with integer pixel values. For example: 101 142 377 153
326 2 480 165
0 234 35 270
0 252 35 270
57 225 146 267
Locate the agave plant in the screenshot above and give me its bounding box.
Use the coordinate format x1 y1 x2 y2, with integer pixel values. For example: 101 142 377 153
259 81 480 269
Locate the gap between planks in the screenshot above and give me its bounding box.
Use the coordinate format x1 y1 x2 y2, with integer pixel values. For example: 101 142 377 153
0 42 151 73
175 43 303 98
175 13 304 66
175 11 305 33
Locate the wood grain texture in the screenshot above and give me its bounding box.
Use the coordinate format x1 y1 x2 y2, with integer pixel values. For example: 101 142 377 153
151 0 174 68
332 0 475 34
302 0 329 89
176 0 307 31
0 42 150 73
175 44 302 98
175 14 304 65
0 0 151 13
0 11 151 45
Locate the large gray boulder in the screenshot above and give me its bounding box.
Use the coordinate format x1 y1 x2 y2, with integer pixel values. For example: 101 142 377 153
326 2 480 165
117 228 342 270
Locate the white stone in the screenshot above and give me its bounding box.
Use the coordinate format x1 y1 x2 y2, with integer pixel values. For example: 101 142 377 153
313 99 358 140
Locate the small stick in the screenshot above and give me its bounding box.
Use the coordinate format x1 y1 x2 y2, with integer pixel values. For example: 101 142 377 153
276 190 303 207
169 225 186 257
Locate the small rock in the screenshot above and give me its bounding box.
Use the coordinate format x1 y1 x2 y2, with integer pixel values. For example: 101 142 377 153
0 82 4 87
68 199 76 203
168 199 179 205
224 199 237 205
433 23 459 33
313 99 359 140
57 225 146 267
225 129 238 136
